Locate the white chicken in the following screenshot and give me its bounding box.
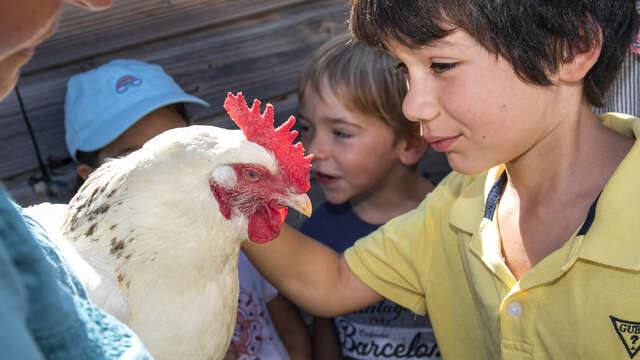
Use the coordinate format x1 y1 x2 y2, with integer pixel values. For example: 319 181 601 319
48 93 312 360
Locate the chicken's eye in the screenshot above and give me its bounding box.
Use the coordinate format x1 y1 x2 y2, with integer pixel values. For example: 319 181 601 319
243 169 260 181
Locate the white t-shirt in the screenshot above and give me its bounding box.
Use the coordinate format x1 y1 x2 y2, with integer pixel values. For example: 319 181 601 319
233 250 290 360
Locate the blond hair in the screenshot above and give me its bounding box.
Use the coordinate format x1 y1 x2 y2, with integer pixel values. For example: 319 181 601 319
298 33 419 140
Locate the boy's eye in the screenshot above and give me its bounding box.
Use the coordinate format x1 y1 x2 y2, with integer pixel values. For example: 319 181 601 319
296 113 312 134
298 124 311 133
297 121 314 145
333 129 352 138
430 62 458 74
296 118 313 135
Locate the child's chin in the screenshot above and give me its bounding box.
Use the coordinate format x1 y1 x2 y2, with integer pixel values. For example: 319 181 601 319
321 190 348 205
326 199 347 205
447 155 495 176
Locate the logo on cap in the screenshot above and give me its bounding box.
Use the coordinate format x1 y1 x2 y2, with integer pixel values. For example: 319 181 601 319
116 75 142 93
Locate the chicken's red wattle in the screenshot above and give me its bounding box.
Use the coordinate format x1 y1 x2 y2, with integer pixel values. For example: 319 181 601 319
247 205 286 243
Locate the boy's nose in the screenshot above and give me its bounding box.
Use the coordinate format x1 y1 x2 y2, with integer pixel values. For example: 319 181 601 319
402 81 439 126
307 135 330 161
65 0 113 10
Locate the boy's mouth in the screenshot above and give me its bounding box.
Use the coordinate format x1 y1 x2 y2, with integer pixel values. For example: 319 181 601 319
425 135 461 152
314 171 339 186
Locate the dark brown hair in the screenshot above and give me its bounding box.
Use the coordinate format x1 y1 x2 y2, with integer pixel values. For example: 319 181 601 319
350 0 638 106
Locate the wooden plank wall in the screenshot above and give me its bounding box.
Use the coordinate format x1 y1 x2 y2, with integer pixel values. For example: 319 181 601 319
1 0 451 211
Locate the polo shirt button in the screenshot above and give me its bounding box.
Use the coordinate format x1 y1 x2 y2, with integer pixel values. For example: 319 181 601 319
506 302 523 317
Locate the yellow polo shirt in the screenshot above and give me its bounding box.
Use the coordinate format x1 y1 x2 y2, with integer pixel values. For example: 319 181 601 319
345 113 640 359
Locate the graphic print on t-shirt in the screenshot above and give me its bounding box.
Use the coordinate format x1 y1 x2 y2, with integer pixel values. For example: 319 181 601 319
335 299 440 359
233 289 269 359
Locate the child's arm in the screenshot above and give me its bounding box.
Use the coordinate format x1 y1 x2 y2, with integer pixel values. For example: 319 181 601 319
266 294 312 360
242 224 383 317
312 317 342 360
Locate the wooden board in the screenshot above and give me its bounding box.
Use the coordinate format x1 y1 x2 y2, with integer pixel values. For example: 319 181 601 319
23 0 311 74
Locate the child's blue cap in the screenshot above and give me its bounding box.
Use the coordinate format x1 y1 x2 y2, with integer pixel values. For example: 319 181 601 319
65 59 209 161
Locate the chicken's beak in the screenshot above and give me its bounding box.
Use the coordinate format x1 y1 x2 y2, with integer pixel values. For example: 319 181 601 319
283 193 312 217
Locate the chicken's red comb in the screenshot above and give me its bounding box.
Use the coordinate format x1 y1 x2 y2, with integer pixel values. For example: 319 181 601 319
224 92 312 193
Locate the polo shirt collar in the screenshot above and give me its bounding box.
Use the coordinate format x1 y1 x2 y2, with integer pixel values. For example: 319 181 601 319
450 165 505 234
578 114 640 270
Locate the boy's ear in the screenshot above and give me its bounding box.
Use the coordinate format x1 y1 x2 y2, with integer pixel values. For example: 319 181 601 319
76 164 95 181
558 27 603 83
397 135 428 167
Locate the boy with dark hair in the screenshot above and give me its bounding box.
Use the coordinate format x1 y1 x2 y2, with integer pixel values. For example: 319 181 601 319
242 0 640 358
